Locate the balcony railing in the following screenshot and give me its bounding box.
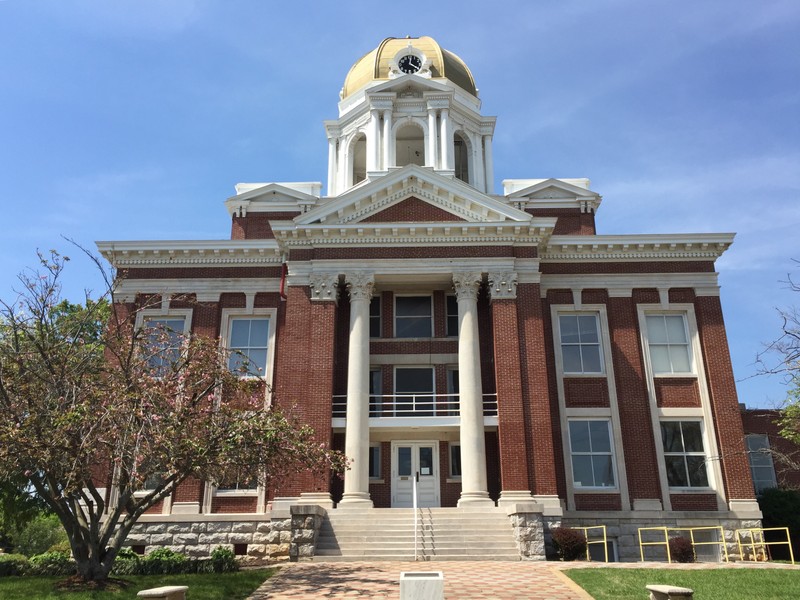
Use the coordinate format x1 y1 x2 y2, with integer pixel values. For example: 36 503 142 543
332 393 498 419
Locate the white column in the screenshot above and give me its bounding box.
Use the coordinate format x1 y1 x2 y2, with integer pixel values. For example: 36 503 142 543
453 271 493 506
327 138 337 196
367 110 379 173
426 108 437 168
382 110 392 171
440 108 453 172
473 132 485 192
483 134 494 194
339 272 375 507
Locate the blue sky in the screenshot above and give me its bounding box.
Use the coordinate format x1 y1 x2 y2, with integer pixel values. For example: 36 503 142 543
1 0 798 407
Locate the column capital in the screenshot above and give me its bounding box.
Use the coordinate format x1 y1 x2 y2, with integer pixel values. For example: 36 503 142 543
452 271 482 301
309 272 340 303
345 272 375 302
488 271 518 301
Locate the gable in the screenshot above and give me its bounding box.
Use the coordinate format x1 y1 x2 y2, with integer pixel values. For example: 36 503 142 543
361 196 467 223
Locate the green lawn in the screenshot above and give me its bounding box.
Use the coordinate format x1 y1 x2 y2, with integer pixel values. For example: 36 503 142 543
0 569 275 600
565 568 800 600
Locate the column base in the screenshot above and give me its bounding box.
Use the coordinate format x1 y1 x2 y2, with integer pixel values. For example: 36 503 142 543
457 491 495 507
298 492 334 509
337 492 373 509
532 495 565 517
497 491 534 506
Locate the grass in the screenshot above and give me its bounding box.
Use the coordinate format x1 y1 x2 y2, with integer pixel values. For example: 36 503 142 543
565 567 800 600
0 568 275 599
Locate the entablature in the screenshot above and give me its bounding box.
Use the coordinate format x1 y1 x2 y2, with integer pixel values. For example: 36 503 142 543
543 233 734 262
97 240 283 268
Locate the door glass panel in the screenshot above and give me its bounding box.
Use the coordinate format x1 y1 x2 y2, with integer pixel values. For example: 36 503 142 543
398 447 411 476
419 446 433 476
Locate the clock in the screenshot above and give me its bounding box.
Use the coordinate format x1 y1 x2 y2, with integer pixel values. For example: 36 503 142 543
398 54 422 74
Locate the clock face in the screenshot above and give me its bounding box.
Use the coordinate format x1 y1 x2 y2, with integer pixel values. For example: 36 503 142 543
398 54 422 74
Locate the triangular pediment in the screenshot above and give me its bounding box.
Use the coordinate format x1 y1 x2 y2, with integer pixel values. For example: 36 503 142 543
224 182 320 216
296 164 531 226
507 178 601 201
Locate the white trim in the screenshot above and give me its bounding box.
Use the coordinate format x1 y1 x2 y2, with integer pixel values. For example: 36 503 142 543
555 312 605 375
539 273 721 298
566 418 619 492
97 240 282 268
220 308 278 394
658 419 714 492
134 308 193 333
113 278 281 304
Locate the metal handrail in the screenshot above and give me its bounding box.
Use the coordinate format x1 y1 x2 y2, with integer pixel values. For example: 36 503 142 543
413 470 419 561
332 393 498 418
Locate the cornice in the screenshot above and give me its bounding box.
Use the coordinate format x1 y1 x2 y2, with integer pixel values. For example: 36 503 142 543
539 272 722 298
543 234 735 262
97 240 283 268
112 277 281 304
270 220 555 249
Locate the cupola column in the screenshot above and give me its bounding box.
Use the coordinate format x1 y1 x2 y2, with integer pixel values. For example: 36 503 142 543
367 110 380 174
327 138 338 195
426 107 438 168
339 272 375 507
382 110 392 171
440 109 454 172
453 272 493 506
473 132 485 192
483 134 494 194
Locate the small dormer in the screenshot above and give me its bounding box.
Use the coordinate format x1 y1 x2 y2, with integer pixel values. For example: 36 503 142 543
325 36 497 197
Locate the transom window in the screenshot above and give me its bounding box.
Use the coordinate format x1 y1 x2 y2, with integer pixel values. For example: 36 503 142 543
660 421 709 488
746 434 777 494
228 318 270 377
646 314 692 375
395 296 433 338
568 420 615 488
559 314 602 374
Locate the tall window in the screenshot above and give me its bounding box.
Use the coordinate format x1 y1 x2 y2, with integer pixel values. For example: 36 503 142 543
370 296 381 338
449 443 462 478
142 317 186 373
228 318 270 377
559 314 602 373
568 420 615 488
446 295 459 337
369 444 381 479
660 421 709 488
369 369 382 416
395 367 434 416
746 434 777 494
646 314 692 374
395 296 433 338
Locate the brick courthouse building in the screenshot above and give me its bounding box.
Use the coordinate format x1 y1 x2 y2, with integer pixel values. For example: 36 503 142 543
97 37 761 561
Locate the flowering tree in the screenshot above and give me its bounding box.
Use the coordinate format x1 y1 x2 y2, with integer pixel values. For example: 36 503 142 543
0 252 347 581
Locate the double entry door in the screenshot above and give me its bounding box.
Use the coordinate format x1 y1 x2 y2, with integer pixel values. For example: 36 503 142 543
390 441 440 508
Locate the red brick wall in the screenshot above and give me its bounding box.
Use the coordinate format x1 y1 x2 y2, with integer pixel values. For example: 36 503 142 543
655 379 701 408
574 494 622 511
230 211 301 240
362 197 465 222
316 246 514 260
694 296 755 500
540 262 715 275
492 298 530 491
211 496 258 513
608 296 662 504
564 378 610 408
526 208 596 235
670 494 718 511
173 478 204 504
741 409 800 489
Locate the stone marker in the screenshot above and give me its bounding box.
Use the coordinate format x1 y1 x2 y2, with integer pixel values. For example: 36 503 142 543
400 571 444 600
136 585 189 600
646 584 694 599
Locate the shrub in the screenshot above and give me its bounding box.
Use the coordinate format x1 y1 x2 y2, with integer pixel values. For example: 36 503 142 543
210 545 239 573
139 547 189 575
110 547 141 576
46 540 72 555
0 553 29 576
10 515 67 557
668 536 695 563
551 526 587 561
27 551 76 576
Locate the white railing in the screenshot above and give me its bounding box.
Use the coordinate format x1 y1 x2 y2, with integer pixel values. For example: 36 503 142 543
331 393 498 419
413 470 419 561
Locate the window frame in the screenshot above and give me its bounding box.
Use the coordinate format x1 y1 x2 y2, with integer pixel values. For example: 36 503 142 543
643 312 695 377
556 312 604 375
659 419 711 490
393 294 434 339
445 294 459 338
448 442 462 479
369 296 382 339
746 434 778 495
369 443 382 480
214 474 260 497
135 309 193 375
567 418 618 490
220 308 278 387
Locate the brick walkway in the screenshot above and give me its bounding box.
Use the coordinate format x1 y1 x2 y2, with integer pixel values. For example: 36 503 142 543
247 561 592 599
247 560 800 599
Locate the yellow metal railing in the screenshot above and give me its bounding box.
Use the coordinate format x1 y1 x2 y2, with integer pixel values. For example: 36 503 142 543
736 527 795 565
637 526 728 563
575 525 609 562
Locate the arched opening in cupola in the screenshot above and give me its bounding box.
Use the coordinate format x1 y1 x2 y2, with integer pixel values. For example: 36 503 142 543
395 123 425 168
350 133 367 186
453 132 470 185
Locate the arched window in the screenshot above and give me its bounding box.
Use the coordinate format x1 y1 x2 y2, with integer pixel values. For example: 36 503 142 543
350 133 367 186
395 123 425 167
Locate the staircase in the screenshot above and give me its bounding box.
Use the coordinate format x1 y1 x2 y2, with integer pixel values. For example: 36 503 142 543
314 507 521 561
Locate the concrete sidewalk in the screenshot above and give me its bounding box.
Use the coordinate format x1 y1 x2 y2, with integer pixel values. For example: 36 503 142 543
247 561 593 599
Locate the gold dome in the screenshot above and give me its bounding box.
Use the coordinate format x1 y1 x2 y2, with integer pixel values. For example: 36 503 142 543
341 36 478 99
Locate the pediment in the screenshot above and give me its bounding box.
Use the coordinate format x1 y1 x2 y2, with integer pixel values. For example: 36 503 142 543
296 164 531 226
224 182 320 216
507 178 600 201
